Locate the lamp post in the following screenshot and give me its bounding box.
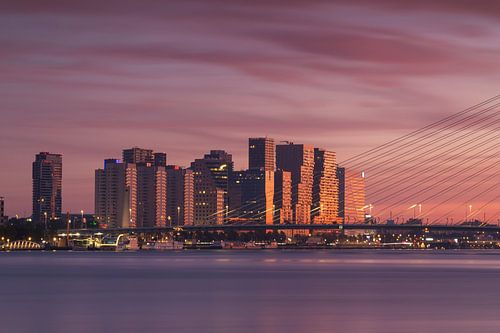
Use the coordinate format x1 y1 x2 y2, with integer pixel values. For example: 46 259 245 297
177 206 181 226
43 212 48 232
80 210 84 229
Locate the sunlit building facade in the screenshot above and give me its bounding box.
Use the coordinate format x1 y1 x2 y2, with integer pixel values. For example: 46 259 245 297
191 150 233 225
273 170 293 224
276 143 314 224
312 148 339 224
337 167 366 223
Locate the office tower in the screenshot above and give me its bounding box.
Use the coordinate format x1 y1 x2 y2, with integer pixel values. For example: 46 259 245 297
95 159 137 228
337 167 366 223
312 148 339 224
136 163 167 228
0 197 6 224
122 147 154 164
154 152 167 167
166 165 194 226
190 150 233 225
273 170 292 224
228 170 245 221
32 152 62 223
276 143 314 224
235 169 275 224
249 137 275 171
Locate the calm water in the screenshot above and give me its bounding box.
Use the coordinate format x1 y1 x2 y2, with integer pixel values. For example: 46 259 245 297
1 250 500 333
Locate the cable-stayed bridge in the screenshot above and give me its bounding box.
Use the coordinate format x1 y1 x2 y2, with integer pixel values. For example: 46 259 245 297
216 94 500 227
71 95 500 235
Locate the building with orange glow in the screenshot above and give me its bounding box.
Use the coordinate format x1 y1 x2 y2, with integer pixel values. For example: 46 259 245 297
191 150 233 225
273 170 292 224
276 143 314 224
337 167 366 223
312 148 339 224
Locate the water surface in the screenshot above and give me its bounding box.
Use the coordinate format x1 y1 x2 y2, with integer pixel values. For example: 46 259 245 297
1 250 499 333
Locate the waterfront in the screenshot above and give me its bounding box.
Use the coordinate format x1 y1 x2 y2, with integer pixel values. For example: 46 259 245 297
1 250 500 333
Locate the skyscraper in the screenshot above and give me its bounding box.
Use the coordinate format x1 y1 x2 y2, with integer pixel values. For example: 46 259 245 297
276 143 314 224
249 137 275 171
122 147 154 164
273 170 292 224
95 159 137 228
166 165 194 226
312 148 339 224
32 152 62 223
0 197 6 224
337 167 366 223
154 152 167 167
191 150 233 225
238 169 275 224
136 163 167 228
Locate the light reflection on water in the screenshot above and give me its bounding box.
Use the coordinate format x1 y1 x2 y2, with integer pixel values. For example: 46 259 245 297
1 250 500 333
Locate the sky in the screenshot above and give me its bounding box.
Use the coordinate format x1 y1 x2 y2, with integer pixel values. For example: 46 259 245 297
2 0 500 217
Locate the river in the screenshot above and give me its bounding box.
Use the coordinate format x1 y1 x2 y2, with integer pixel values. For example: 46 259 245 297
1 250 499 333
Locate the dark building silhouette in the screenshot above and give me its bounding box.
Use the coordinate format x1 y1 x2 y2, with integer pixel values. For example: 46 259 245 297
122 147 154 164
0 197 6 224
136 162 167 228
166 165 194 226
154 152 167 167
95 159 137 228
32 152 62 223
249 137 275 171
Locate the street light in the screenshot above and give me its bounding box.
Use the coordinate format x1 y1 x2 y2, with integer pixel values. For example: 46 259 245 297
80 210 85 229
43 212 48 232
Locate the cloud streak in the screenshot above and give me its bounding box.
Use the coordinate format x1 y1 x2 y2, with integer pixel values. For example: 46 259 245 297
1 0 500 215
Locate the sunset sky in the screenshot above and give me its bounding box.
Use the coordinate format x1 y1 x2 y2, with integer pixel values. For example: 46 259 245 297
2 0 500 216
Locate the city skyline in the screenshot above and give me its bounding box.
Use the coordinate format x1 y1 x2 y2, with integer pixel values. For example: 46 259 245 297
3 0 500 216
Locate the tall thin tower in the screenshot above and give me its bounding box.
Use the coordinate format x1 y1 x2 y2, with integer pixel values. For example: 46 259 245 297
32 152 62 222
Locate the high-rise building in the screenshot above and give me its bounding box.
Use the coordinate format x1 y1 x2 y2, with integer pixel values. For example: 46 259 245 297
273 170 292 224
32 152 62 223
0 197 7 224
136 163 167 228
122 147 154 164
337 167 366 223
228 170 245 221
154 152 167 167
95 159 137 228
276 143 314 224
237 169 275 224
191 150 233 225
249 137 275 171
312 148 339 224
166 165 194 226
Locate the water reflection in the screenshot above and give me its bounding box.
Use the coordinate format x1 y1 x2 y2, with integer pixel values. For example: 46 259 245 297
1 250 500 333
